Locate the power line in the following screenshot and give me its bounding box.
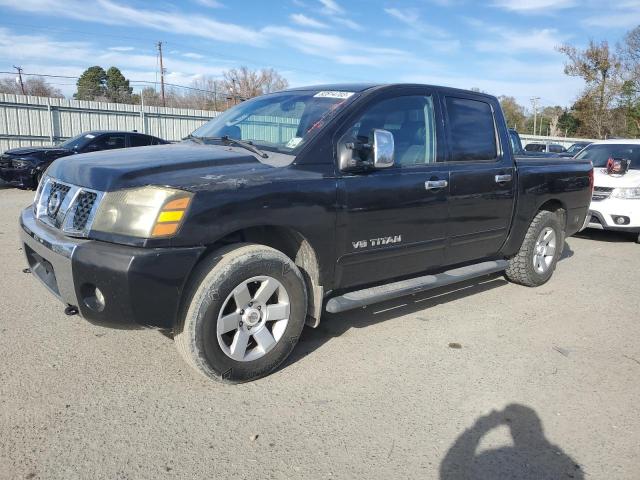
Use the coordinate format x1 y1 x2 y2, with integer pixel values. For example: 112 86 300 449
0 70 220 95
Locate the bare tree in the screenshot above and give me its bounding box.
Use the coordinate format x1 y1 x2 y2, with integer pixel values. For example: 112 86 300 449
222 66 289 101
0 76 64 98
558 40 622 138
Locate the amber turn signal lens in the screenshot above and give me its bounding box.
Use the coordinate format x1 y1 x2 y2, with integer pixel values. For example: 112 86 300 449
152 223 179 237
150 195 192 238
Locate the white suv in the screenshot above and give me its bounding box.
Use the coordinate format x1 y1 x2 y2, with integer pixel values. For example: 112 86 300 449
576 140 640 243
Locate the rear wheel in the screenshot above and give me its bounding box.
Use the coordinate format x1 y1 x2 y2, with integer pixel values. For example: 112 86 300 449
505 210 564 287
175 243 307 383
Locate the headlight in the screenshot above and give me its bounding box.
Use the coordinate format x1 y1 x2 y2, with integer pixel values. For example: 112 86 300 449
91 186 193 238
12 159 32 169
611 187 640 199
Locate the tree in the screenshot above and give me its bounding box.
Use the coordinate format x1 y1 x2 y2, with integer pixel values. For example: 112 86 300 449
0 76 63 98
75 66 107 101
557 40 622 138
499 96 526 130
105 67 133 103
222 66 288 101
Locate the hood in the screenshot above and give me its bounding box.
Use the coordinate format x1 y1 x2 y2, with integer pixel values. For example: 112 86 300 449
594 168 640 188
46 142 287 192
4 146 72 157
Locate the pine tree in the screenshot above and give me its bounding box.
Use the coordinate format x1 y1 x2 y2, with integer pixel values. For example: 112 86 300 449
105 67 133 103
75 66 107 100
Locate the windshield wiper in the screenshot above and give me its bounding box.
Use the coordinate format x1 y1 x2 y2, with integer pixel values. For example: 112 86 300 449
183 134 204 144
219 136 269 158
187 135 268 158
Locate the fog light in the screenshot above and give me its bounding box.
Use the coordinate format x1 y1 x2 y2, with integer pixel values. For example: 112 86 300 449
81 283 106 312
612 215 630 225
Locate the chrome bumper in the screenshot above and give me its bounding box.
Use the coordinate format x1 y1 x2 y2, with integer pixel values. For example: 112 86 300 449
19 207 87 307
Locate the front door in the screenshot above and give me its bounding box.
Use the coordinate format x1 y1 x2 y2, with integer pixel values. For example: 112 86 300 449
334 91 449 289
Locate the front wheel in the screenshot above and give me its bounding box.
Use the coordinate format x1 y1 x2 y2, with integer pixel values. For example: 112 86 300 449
175 244 307 383
505 210 565 287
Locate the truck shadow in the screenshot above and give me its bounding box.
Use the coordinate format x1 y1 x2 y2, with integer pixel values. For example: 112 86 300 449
287 242 574 368
440 403 583 479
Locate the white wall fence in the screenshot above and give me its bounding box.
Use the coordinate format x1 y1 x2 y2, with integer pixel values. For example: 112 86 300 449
0 93 219 152
519 134 597 149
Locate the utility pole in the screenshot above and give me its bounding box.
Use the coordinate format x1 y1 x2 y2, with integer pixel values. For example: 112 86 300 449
157 41 166 107
13 65 25 95
530 97 540 136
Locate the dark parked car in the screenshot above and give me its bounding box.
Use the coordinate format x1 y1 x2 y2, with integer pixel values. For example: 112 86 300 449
558 141 592 158
20 84 593 383
0 131 168 189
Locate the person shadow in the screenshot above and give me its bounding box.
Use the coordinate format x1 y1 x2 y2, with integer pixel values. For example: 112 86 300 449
440 404 583 479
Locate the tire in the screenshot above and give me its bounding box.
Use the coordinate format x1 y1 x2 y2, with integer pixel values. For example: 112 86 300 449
175 243 307 383
505 210 565 287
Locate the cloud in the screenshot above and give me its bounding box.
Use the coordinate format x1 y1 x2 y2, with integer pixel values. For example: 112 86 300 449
318 0 344 14
491 0 576 12
384 7 450 38
193 0 223 7
262 25 413 66
582 1 640 28
108 46 134 52
0 0 265 46
290 13 328 29
466 19 567 54
182 52 205 59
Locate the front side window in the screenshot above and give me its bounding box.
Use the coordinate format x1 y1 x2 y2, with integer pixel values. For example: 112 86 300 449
341 95 437 167
446 97 497 162
191 90 357 154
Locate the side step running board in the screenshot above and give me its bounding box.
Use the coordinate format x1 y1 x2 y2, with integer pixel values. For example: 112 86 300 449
325 260 508 314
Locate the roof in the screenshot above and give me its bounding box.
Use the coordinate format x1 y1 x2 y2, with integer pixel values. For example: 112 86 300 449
282 83 498 101
591 139 640 145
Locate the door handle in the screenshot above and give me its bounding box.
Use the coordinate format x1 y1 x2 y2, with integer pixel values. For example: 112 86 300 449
425 180 448 190
495 174 512 183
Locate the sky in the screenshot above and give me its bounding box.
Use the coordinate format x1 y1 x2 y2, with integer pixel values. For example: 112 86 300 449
0 0 638 109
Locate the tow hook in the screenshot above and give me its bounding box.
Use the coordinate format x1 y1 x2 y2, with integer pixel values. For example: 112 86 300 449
64 305 79 316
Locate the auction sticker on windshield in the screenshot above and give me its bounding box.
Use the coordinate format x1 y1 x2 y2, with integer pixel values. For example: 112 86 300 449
313 91 354 99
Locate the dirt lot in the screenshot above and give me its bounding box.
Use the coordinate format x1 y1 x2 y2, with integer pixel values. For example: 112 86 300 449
0 184 638 480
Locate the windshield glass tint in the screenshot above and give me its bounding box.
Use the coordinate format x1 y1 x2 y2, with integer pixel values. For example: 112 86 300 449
575 144 640 169
59 133 94 150
191 90 356 153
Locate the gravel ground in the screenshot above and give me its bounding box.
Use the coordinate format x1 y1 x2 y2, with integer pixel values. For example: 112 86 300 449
1 185 638 480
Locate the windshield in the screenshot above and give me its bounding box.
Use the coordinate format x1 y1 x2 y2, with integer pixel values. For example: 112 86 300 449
575 144 640 170
567 143 588 153
191 90 357 154
59 132 95 150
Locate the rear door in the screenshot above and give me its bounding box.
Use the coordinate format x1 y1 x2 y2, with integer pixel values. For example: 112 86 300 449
442 94 516 264
334 88 449 289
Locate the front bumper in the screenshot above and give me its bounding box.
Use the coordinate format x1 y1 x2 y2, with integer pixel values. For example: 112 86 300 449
585 197 640 233
0 167 35 188
20 207 205 328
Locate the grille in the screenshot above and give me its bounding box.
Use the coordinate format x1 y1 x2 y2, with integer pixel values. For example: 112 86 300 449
592 186 613 202
34 176 103 237
72 191 98 231
46 182 72 224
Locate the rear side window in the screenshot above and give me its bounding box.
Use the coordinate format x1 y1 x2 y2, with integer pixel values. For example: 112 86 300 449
445 97 497 162
130 134 153 147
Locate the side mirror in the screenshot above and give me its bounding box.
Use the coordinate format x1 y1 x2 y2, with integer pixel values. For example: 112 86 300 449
339 128 395 171
371 129 394 169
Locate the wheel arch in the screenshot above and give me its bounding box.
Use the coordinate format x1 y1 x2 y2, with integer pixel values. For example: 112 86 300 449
189 225 324 328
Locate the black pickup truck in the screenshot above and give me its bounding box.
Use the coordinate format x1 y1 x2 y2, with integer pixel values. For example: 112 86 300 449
19 84 593 383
